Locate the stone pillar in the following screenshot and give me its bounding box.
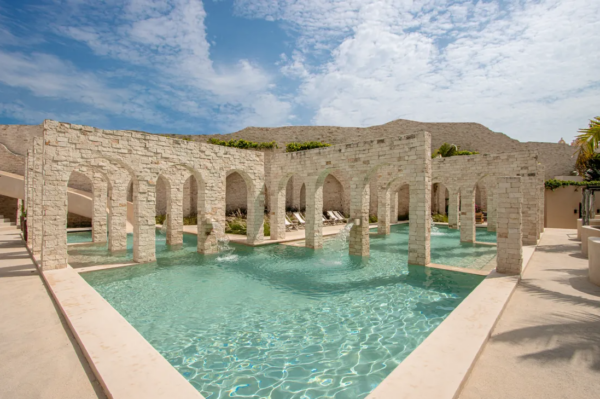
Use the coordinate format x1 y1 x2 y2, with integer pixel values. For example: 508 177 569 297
390 191 398 223
448 189 460 229
133 179 156 263
246 184 265 245
437 184 446 215
496 177 523 274
539 183 545 234
349 181 370 256
305 178 324 249
521 177 539 245
197 177 225 254
25 151 33 248
409 180 431 265
166 177 184 246
31 138 43 258
377 187 391 235
92 174 108 243
269 178 287 240
487 187 497 232
292 176 303 210
41 166 69 270
108 181 128 252
460 186 476 243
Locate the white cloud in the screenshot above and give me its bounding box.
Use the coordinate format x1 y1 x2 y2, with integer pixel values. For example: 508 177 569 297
51 0 292 128
237 0 600 142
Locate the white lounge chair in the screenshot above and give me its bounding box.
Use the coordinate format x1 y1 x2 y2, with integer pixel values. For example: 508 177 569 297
322 214 335 226
333 211 347 223
285 215 299 231
327 211 343 224
293 212 306 227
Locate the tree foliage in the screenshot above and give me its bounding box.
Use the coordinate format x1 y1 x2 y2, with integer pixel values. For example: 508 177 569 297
207 138 278 149
285 141 331 152
431 143 478 158
544 179 600 190
575 116 600 176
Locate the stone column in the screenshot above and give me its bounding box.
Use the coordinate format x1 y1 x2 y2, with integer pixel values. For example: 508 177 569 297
92 174 108 243
437 184 447 215
41 165 69 270
108 181 128 253
246 184 265 245
25 151 33 248
31 138 43 258
539 182 545 235
409 180 431 266
460 186 476 243
349 181 370 256
377 187 391 235
166 178 184 246
269 178 287 240
292 175 303 210
305 178 324 249
448 189 460 229
390 191 398 223
496 177 523 274
487 187 497 232
521 177 539 245
133 179 156 263
197 176 225 254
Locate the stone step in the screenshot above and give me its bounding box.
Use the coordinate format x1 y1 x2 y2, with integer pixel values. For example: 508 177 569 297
0 215 16 227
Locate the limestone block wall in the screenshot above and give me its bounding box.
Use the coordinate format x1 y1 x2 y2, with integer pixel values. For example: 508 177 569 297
0 194 18 222
322 174 345 213
37 120 265 270
397 185 410 217
496 177 523 274
0 144 25 175
268 132 431 265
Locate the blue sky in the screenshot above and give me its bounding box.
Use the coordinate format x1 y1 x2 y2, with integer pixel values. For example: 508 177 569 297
0 0 598 142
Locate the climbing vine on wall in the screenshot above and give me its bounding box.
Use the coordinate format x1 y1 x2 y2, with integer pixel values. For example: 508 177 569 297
285 141 331 152
545 179 600 190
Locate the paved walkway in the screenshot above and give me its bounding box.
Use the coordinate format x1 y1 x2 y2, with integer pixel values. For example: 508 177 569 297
0 223 105 399
459 228 600 399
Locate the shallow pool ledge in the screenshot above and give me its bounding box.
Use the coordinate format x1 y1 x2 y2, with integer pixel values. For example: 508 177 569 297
42 267 203 399
367 244 536 399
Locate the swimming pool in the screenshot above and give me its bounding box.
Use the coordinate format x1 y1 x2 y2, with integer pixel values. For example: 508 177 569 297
80 224 487 398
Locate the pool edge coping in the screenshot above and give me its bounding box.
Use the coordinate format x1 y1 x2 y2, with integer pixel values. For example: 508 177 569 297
29 230 529 399
366 241 538 399
24 247 204 399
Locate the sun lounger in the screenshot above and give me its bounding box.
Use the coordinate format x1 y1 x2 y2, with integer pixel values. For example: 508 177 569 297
327 211 343 224
293 212 306 227
285 215 299 231
333 211 347 223
322 214 335 226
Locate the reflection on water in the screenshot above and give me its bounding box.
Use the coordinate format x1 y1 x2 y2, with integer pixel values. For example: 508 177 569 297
81 225 486 399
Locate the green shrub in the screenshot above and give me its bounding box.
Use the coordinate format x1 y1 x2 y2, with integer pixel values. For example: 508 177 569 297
183 215 197 225
207 138 278 150
263 220 270 237
432 213 448 223
545 179 600 190
369 215 378 223
285 141 331 152
155 214 166 225
431 143 478 158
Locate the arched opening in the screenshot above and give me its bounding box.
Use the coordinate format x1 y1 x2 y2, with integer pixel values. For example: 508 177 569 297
431 183 449 221
67 171 93 229
397 184 410 221
225 171 249 235
226 171 247 215
323 174 345 215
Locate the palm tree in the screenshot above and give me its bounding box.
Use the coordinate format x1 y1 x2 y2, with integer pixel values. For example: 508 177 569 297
432 143 458 158
575 116 600 176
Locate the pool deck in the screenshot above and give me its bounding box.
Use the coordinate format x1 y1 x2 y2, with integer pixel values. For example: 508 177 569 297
458 228 600 399
0 223 105 399
4 223 599 399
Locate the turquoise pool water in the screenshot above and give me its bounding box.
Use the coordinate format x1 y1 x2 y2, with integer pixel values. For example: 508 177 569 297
81 224 487 398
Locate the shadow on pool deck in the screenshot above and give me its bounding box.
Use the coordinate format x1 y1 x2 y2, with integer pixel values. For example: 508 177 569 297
459 228 600 399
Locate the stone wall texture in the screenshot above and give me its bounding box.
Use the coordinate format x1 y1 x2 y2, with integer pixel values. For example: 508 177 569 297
0 194 18 222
